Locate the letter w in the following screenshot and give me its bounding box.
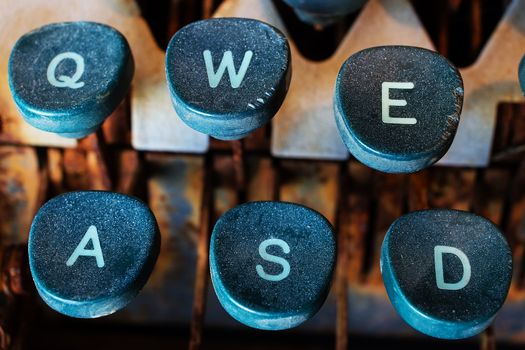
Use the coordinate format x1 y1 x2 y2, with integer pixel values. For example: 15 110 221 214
203 50 253 88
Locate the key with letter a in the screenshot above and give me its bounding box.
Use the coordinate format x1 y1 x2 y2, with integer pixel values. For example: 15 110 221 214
380 209 512 339
209 202 336 330
165 18 291 140
334 46 464 173
8 22 134 138
28 191 160 318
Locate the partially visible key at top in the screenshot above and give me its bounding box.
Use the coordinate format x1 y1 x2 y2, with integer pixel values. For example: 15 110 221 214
334 46 464 173
282 0 367 26
8 22 134 138
28 191 160 318
165 18 291 140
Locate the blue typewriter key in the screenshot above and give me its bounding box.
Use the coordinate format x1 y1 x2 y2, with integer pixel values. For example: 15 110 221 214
334 46 464 173
380 209 512 339
28 191 160 318
165 18 291 140
282 0 367 26
518 56 525 95
210 202 336 330
8 22 134 138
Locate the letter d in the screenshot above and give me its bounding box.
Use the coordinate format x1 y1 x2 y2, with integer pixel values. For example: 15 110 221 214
434 245 471 291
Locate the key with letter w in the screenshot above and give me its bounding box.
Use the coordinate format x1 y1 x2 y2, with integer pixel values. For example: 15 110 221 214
203 50 253 88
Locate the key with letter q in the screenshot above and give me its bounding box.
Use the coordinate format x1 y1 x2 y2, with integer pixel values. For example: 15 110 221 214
8 22 134 138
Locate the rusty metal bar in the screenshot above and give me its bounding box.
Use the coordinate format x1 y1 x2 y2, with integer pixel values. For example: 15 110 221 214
0 245 29 297
80 130 113 191
480 325 496 350
231 139 247 202
335 162 349 350
188 154 213 350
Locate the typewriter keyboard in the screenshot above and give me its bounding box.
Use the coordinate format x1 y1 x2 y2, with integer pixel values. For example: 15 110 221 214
0 0 524 349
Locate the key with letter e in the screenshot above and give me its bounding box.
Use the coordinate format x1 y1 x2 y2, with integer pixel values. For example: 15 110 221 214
380 209 512 339
209 202 336 330
8 22 134 138
28 191 160 318
334 46 464 173
165 18 291 140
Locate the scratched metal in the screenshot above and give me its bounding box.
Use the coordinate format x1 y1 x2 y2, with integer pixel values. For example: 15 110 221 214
215 0 525 167
112 154 203 323
0 146 39 244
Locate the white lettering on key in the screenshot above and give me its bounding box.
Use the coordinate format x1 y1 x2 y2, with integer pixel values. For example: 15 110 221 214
203 50 253 88
381 82 416 124
256 238 291 282
434 245 471 291
47 52 85 89
66 225 105 268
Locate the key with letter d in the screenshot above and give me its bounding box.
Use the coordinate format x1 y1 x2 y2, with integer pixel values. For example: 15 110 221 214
165 18 291 140
380 209 512 339
209 202 336 330
8 22 134 138
334 46 464 173
28 191 160 318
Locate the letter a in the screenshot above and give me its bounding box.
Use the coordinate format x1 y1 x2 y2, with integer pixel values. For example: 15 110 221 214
434 245 471 291
66 225 105 268
256 238 291 282
203 50 253 88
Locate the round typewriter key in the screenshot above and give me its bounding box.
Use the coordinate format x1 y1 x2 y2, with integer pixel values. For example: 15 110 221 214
380 210 512 339
282 0 367 26
210 202 336 330
8 22 134 138
166 18 291 140
334 46 464 173
518 56 525 95
28 191 160 318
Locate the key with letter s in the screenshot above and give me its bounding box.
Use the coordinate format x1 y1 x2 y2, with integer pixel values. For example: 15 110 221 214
380 209 512 339
8 22 134 138
165 18 291 140
209 201 336 330
334 46 464 173
28 191 160 318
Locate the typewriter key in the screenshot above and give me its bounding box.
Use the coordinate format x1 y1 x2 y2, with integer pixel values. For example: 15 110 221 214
28 191 160 318
166 18 291 140
210 202 336 330
518 56 525 95
334 46 464 173
8 22 134 138
282 0 367 26
381 209 512 339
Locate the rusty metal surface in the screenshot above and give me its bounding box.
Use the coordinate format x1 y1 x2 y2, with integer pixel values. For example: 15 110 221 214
114 154 203 324
0 147 39 245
